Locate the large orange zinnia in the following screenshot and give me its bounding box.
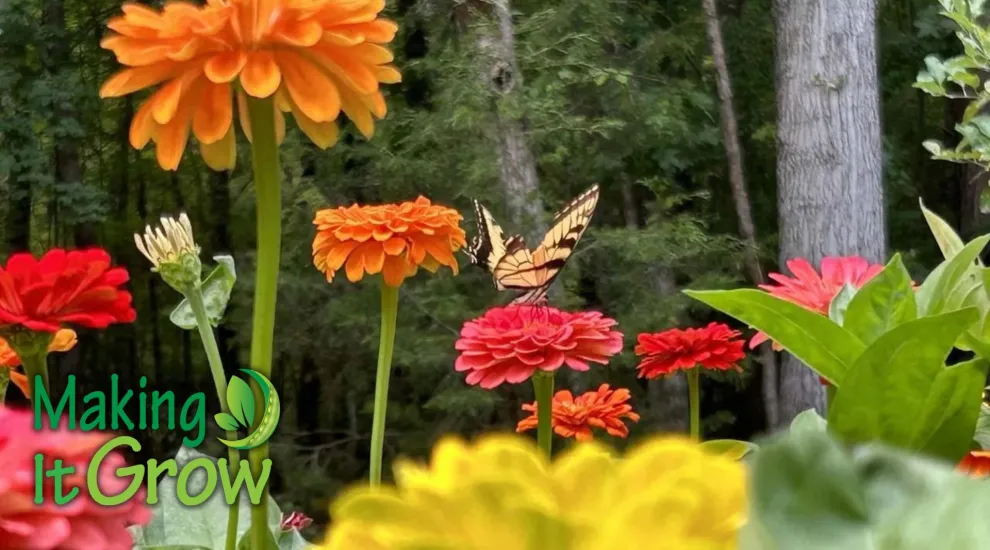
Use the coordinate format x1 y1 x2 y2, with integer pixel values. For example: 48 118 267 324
100 0 402 171
312 197 466 287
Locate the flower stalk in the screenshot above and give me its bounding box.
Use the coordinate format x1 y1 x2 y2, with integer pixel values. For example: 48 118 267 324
186 290 241 550
370 283 400 486
246 96 282 549
687 368 701 441
0 368 8 403
532 372 555 458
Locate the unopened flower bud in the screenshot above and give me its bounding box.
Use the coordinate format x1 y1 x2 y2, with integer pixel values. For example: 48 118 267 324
135 213 202 292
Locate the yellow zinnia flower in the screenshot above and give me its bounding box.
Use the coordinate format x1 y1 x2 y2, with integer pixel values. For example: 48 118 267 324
100 0 402 171
321 434 746 550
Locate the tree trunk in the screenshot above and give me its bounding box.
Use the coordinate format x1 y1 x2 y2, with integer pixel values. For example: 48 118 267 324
702 0 779 429
460 0 544 240
775 0 886 423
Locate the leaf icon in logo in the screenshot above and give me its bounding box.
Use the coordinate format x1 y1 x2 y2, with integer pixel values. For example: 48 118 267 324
225 375 256 429
214 412 240 431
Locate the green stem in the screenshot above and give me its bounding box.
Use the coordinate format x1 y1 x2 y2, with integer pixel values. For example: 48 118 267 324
21 351 49 402
247 96 282 550
370 283 400 486
532 372 554 459
687 368 701 441
186 290 241 550
825 382 836 411
0 368 9 404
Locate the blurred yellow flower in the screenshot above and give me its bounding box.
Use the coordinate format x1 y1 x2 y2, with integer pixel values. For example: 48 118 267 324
321 434 746 550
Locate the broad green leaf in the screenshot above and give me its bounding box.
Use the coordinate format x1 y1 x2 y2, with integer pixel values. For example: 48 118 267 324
842 254 917 345
278 530 316 550
685 289 865 385
828 308 980 453
920 200 966 260
916 235 989 316
789 408 827 436
215 412 240 432
741 428 985 550
170 256 237 330
699 439 757 460
918 358 989 461
828 283 857 325
226 376 256 428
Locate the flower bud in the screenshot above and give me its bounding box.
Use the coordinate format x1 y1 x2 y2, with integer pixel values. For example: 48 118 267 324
135 213 202 293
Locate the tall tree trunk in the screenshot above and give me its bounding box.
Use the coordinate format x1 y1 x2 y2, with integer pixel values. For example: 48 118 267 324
775 0 886 423
43 0 90 246
460 0 544 239
702 0 778 429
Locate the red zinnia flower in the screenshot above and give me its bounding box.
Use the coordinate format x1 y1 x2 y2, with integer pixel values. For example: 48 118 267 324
750 256 884 348
958 450 990 478
454 305 623 389
516 384 640 441
0 249 136 333
634 322 745 379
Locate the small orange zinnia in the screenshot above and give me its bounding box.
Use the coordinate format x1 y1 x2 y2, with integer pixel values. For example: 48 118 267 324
0 329 78 397
312 197 466 287
100 0 402 171
958 450 990 478
517 384 640 441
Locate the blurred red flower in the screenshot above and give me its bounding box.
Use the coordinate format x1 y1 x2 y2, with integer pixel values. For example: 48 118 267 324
635 322 745 379
454 305 623 388
0 249 136 333
958 450 990 478
0 406 150 549
750 256 883 348
516 384 640 441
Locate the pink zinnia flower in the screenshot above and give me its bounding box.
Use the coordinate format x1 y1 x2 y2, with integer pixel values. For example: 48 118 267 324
454 305 623 388
280 511 313 532
0 406 150 549
750 256 884 348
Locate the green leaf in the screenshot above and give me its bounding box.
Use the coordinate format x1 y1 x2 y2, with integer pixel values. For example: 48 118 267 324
226 375 256 429
973 402 990 449
917 235 989 316
699 439 757 460
921 199 967 260
685 289 865 385
918 358 990 461
278 530 317 550
170 256 237 330
827 308 980 454
828 283 857 325
214 412 241 432
789 408 827 436
842 254 917 345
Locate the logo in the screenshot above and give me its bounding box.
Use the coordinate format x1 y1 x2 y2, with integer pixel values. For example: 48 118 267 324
214 369 281 450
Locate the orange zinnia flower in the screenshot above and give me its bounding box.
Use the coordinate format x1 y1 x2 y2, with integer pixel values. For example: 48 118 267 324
312 197 466 287
100 0 402 171
958 450 990 478
0 329 78 397
517 384 640 441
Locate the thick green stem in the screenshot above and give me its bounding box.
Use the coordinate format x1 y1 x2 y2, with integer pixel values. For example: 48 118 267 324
186 290 241 550
687 368 701 441
532 372 555 459
22 352 49 402
247 96 282 550
370 283 400 486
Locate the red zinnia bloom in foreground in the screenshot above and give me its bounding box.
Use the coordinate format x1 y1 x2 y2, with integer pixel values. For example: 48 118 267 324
454 305 623 389
635 322 745 379
0 249 136 333
750 256 884 348
516 384 640 441
0 406 150 549
958 451 990 478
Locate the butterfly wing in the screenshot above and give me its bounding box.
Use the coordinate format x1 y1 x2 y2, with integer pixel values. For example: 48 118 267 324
494 184 601 304
466 200 509 272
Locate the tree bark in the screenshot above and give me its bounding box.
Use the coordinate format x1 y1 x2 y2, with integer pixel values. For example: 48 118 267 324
702 0 779 429
460 0 545 240
774 0 886 423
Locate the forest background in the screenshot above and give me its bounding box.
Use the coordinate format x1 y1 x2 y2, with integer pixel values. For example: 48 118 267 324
0 0 975 534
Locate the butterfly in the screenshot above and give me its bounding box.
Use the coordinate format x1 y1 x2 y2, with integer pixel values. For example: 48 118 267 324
466 184 600 305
